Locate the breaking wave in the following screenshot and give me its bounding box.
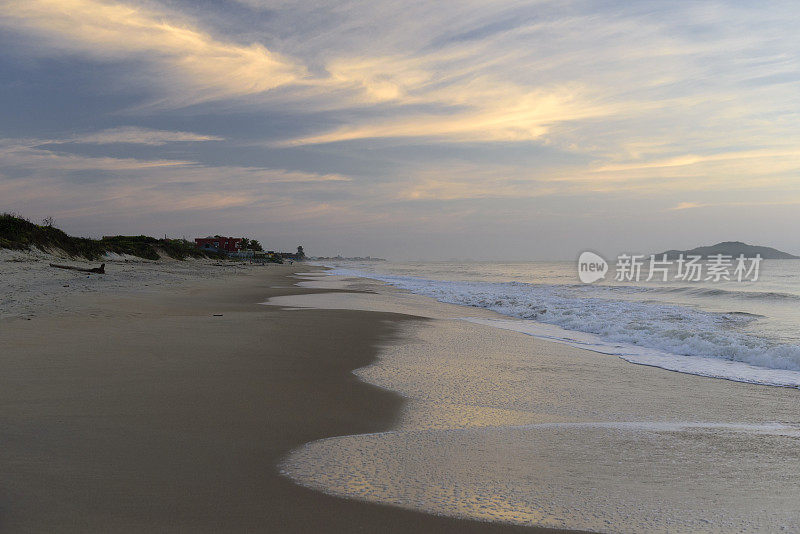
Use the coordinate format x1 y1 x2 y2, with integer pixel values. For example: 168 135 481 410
326 266 800 387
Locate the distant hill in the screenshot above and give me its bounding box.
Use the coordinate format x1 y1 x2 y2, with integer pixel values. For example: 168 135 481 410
656 241 799 260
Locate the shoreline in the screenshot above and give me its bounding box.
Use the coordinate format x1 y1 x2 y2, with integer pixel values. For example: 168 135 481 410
0 260 575 533
315 261 800 390
275 271 800 533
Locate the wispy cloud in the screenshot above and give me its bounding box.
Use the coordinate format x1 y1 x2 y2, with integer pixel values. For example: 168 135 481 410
280 83 611 145
668 199 800 211
59 127 225 145
594 149 800 174
7 0 798 152
669 201 707 211
1 0 306 106
0 139 195 171
0 139 353 218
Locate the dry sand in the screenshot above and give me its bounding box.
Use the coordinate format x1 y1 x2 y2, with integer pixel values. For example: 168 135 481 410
0 248 254 321
0 254 570 533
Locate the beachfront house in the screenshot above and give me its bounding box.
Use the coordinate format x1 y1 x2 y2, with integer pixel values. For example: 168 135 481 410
194 236 243 253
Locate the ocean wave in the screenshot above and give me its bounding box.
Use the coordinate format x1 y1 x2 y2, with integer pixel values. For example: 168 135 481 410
326 267 800 380
585 284 800 301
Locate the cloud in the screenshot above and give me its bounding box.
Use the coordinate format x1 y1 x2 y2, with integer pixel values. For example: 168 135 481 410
0 139 195 171
669 201 707 210
0 0 616 144
60 127 225 145
0 0 306 106
668 199 800 211
0 138 353 219
7 0 791 152
280 84 610 145
4 1 800 257
593 149 800 174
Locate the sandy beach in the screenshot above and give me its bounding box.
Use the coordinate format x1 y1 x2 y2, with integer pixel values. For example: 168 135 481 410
5 0 800 531
0 255 572 533
3 252 799 532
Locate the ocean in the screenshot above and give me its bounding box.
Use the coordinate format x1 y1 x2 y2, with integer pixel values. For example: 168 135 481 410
320 260 800 388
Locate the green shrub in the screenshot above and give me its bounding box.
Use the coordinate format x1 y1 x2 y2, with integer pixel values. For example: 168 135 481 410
0 213 105 259
0 214 227 261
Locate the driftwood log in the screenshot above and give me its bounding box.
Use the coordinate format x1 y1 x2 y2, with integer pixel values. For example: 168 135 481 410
49 263 105 274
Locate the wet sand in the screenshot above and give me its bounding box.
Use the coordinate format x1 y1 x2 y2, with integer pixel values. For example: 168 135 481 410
0 263 572 533
273 273 800 533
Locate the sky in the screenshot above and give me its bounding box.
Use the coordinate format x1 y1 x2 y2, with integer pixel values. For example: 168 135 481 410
1 0 799 260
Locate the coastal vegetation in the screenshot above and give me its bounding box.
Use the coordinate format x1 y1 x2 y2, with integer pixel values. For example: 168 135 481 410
0 213 225 261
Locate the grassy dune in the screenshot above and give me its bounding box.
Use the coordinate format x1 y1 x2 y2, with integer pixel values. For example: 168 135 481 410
0 214 224 261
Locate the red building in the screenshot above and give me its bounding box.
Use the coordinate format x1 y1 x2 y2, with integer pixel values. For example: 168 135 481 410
194 236 243 253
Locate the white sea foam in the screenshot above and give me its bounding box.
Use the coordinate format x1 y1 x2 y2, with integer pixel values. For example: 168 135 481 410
325 265 800 388
465 317 800 388
282 418 800 533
